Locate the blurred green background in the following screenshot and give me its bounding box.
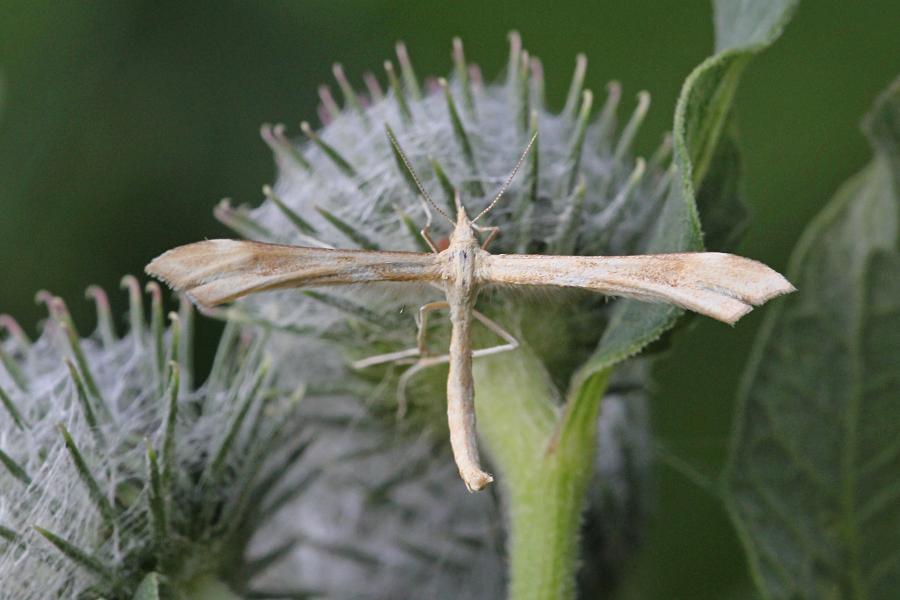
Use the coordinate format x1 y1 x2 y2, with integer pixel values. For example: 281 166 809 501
1 1 897 597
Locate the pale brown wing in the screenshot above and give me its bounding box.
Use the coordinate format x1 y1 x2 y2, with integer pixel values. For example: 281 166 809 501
481 252 795 325
146 239 441 307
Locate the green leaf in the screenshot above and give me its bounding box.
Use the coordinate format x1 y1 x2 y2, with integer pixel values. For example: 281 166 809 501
183 576 243 600
714 0 800 52
724 76 900 600
569 0 798 395
132 573 161 600
470 7 800 598
695 132 748 252
863 78 900 191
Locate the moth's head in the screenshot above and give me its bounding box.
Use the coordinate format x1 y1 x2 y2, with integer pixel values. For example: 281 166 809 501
452 191 478 243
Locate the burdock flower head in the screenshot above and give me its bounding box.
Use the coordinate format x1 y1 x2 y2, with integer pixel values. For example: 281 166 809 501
1 17 794 596
0 281 311 599
212 34 673 362
144 32 780 598
148 28 788 488
152 33 680 429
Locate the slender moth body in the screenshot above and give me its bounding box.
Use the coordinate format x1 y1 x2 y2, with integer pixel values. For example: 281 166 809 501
146 133 795 491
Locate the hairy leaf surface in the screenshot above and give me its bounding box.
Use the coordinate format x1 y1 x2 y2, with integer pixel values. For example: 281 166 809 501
725 77 900 599
132 574 160 600
570 0 799 397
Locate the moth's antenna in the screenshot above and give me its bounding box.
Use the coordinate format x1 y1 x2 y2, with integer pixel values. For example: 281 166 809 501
385 125 454 225
473 132 538 223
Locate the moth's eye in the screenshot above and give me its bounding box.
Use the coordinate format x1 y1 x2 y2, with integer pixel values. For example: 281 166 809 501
436 237 451 251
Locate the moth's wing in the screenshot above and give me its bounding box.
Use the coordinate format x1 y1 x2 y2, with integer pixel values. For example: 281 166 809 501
146 239 441 307
481 252 795 325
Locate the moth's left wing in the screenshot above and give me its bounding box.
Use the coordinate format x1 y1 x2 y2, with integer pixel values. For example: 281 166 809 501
146 239 441 307
481 252 794 325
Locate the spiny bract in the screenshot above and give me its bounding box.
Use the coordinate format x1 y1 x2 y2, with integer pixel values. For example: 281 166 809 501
0 280 311 599
213 32 670 409
210 33 655 597
0 34 655 600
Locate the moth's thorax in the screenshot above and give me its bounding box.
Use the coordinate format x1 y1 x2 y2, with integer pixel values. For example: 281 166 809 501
440 208 487 304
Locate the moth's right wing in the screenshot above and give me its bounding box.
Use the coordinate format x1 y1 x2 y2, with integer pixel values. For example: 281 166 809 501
146 239 441 307
482 252 795 325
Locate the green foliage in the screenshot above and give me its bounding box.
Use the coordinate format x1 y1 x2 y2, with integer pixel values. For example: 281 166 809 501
471 3 801 599
725 77 900 599
4 2 898 599
131 574 160 600
570 0 799 424
713 0 800 52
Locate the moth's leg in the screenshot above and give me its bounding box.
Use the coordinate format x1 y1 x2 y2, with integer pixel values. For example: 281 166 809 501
396 353 450 418
352 347 420 370
419 198 440 253
394 300 450 416
473 224 501 250
405 307 518 366
416 301 449 356
421 227 439 253
351 300 448 370
394 311 517 418
470 310 519 358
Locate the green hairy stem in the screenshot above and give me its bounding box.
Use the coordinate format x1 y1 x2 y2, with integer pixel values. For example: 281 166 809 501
475 344 611 600
183 576 243 600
